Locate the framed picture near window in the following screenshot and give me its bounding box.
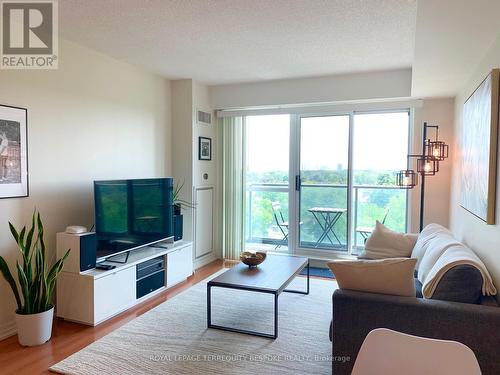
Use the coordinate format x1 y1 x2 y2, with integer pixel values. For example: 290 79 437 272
0 104 28 199
198 137 212 161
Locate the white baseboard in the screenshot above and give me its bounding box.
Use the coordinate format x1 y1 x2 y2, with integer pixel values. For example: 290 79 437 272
0 319 16 341
194 252 219 270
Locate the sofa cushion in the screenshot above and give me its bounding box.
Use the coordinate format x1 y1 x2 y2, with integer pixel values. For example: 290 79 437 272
327 258 417 297
414 267 482 304
359 221 418 259
431 265 483 304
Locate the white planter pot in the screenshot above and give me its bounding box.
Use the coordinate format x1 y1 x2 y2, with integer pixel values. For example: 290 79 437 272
15 306 54 346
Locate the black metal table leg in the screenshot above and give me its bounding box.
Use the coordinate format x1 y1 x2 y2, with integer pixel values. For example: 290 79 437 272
307 260 310 294
207 285 279 339
283 261 310 295
207 258 309 340
274 292 279 339
207 284 211 327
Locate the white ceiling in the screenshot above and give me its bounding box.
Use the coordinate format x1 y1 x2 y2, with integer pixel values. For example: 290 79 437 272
412 0 500 97
59 0 417 85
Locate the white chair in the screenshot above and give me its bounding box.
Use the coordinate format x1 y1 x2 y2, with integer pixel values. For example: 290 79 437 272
351 328 481 375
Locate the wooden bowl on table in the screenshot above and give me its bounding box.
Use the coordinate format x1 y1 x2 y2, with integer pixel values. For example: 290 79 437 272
240 251 267 267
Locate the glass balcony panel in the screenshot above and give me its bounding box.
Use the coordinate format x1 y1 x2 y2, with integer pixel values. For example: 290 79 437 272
245 188 289 251
244 114 290 252
299 185 348 251
352 186 407 254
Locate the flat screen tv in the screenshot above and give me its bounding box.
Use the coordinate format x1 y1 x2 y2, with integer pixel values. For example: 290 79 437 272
94 178 174 260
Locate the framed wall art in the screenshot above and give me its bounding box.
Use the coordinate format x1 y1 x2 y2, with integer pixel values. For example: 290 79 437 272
0 104 28 199
460 69 499 224
198 137 212 161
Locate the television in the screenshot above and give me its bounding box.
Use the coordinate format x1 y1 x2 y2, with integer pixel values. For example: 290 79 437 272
94 178 174 260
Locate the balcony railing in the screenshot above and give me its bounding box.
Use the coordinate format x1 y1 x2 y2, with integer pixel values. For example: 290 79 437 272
245 182 407 253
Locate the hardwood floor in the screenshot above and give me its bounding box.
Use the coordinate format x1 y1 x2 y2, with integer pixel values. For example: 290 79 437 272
0 259 330 374
0 260 225 375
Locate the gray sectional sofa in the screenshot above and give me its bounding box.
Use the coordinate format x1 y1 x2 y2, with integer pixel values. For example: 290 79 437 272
330 224 500 374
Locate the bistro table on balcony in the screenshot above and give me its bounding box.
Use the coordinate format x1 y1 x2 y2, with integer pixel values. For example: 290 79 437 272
308 207 347 248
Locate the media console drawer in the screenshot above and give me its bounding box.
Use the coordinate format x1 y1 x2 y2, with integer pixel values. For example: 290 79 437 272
137 270 165 299
167 244 193 287
94 267 136 323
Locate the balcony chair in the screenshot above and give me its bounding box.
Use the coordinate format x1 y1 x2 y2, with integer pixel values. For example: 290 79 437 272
272 201 289 249
356 209 389 242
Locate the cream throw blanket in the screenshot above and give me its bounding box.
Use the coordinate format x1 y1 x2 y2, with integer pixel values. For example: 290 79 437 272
422 245 497 298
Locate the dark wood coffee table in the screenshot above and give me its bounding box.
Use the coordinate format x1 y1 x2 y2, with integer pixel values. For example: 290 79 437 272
207 254 309 339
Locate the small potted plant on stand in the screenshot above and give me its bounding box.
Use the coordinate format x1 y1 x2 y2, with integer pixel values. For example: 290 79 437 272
173 181 195 241
0 211 70 346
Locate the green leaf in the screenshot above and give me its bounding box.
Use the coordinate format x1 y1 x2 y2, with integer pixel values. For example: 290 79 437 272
47 249 70 282
39 269 48 312
37 212 46 262
46 282 55 311
0 256 22 310
35 241 42 276
44 249 69 310
16 262 30 314
24 213 36 257
19 226 26 246
8 222 19 245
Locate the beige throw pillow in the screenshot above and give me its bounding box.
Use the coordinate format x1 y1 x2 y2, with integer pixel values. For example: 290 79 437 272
328 258 417 297
359 221 418 259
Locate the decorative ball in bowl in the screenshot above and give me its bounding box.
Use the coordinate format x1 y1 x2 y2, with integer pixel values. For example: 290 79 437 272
240 251 267 267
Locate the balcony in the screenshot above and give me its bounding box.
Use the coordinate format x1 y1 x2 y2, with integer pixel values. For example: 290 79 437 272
245 183 407 254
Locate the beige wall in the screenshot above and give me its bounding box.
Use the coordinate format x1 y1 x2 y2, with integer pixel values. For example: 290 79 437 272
0 39 172 339
450 32 500 293
171 80 220 265
409 98 455 232
171 79 194 244
193 82 217 188
192 82 220 261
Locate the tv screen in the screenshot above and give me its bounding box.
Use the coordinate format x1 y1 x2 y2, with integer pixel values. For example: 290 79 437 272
94 178 174 260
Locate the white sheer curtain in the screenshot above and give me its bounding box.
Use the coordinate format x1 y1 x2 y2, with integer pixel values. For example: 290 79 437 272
220 116 245 260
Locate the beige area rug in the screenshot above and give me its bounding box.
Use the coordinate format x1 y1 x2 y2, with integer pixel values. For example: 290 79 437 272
50 272 337 375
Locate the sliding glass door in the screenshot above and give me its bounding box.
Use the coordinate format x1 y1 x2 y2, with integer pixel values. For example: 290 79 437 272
351 112 409 253
298 115 350 251
241 110 409 255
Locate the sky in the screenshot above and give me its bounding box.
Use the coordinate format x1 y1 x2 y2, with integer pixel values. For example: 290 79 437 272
245 112 409 173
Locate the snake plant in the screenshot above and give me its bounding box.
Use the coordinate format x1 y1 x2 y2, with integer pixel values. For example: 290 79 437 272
173 180 195 211
0 211 70 315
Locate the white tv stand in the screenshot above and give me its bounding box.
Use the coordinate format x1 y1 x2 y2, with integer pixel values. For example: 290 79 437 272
56 239 193 326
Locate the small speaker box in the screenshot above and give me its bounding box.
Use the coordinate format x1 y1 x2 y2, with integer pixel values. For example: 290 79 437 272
57 232 97 273
174 214 183 241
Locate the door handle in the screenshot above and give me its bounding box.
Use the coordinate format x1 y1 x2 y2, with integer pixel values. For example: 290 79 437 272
295 175 301 191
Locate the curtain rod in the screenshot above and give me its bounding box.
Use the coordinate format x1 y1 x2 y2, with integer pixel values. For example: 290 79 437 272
216 98 423 117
